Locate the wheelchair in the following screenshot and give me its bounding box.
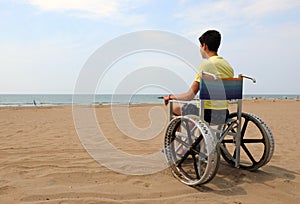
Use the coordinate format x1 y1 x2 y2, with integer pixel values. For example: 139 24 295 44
163 72 275 186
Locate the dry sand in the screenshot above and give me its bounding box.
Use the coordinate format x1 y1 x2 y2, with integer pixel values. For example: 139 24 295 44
0 99 299 203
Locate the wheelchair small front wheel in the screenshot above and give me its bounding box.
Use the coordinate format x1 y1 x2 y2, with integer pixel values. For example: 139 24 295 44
164 115 219 186
220 112 275 171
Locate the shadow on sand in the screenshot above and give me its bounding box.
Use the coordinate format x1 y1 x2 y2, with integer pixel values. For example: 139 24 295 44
192 162 299 196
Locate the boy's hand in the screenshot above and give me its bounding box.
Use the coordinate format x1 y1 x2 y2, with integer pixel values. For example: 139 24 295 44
163 95 173 106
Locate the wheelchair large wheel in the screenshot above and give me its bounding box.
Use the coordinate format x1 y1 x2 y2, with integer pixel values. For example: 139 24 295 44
164 115 219 186
220 112 274 171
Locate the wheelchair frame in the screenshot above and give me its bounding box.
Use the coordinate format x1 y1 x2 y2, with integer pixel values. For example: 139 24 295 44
163 72 275 185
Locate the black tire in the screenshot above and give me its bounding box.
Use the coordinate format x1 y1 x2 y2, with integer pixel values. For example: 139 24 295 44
220 112 274 171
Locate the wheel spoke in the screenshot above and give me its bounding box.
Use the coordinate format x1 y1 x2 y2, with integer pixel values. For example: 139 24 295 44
222 139 234 143
199 152 208 160
185 121 194 144
242 138 264 143
181 120 188 130
174 136 189 147
233 147 236 159
241 118 249 137
176 150 190 167
192 154 200 179
241 143 257 164
177 134 202 166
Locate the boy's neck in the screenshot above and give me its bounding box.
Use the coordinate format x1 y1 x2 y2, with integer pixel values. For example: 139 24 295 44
205 51 218 59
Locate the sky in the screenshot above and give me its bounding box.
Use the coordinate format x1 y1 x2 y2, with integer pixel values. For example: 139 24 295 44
0 0 300 94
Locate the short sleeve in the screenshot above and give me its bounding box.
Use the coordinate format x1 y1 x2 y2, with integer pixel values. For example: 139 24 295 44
194 70 201 82
194 61 210 82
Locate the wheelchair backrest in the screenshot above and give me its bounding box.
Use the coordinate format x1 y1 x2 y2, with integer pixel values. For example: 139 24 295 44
199 76 243 100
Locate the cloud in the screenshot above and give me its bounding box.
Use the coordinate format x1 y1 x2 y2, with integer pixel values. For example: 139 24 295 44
26 0 118 17
175 0 300 36
243 0 300 18
25 0 148 25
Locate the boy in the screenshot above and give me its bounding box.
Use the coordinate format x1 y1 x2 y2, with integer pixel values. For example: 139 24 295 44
164 30 234 124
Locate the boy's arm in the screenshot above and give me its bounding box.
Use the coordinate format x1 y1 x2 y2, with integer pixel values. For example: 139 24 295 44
164 81 199 105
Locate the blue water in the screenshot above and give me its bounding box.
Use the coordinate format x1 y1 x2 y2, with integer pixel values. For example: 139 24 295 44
0 94 298 107
0 94 164 107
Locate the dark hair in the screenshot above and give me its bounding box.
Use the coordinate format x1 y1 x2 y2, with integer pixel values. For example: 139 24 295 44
199 30 221 52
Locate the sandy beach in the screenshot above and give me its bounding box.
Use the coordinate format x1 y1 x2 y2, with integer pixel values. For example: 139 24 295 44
0 99 299 203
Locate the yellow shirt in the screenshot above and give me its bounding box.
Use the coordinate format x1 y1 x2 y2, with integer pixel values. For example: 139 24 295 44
194 56 234 109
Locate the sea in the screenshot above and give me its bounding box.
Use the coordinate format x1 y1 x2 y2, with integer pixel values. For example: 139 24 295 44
0 94 299 107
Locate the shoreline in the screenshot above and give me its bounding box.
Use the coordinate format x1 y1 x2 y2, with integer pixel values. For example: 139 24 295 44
0 97 299 108
0 94 299 108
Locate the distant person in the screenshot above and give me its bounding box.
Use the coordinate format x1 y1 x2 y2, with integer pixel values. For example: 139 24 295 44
33 100 37 106
163 30 234 124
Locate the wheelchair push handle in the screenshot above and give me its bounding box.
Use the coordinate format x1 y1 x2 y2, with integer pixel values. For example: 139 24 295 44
239 74 256 83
